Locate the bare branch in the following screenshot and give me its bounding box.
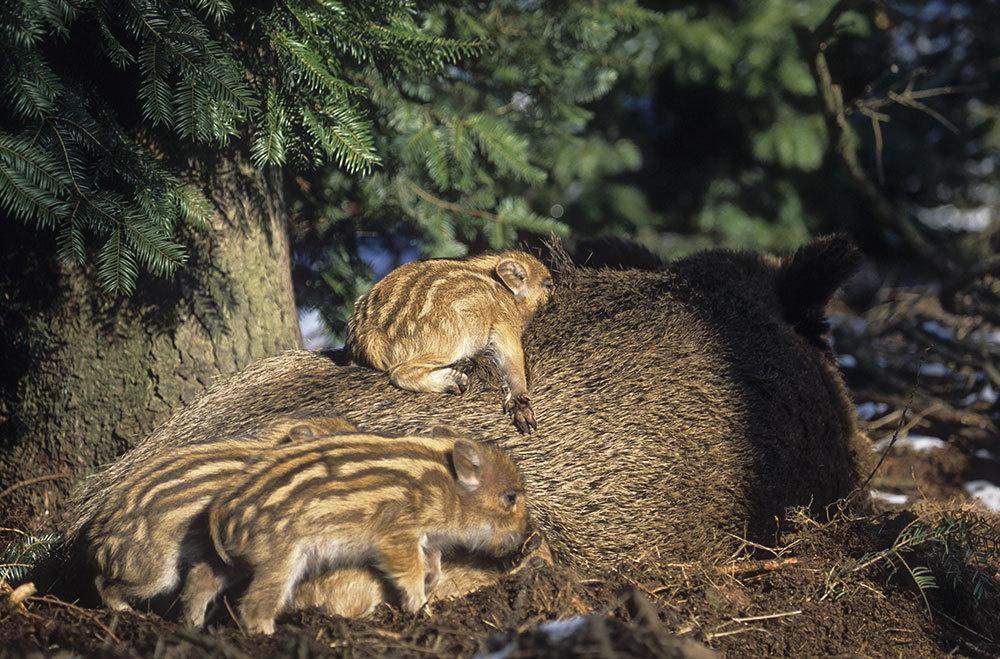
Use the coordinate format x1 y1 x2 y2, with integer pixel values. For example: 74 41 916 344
795 19 959 276
888 90 959 134
859 106 888 185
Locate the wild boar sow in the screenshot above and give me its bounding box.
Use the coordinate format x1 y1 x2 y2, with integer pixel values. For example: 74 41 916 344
71 236 869 573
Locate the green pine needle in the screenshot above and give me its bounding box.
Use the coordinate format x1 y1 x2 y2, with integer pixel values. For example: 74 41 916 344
0 532 61 584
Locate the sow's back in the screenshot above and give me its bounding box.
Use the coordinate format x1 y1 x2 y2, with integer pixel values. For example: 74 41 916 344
71 236 869 571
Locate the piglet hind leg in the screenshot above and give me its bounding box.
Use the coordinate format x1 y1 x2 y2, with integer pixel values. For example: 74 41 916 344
389 357 469 395
94 575 134 613
239 554 298 635
179 561 224 628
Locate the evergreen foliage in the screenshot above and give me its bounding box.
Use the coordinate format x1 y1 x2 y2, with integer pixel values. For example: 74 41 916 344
825 509 1000 610
614 1 999 260
4 0 995 314
289 2 663 338
0 0 483 294
0 531 60 584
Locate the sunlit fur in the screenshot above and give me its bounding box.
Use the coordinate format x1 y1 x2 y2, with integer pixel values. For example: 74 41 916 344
346 250 553 432
79 416 356 615
184 432 529 635
70 237 868 617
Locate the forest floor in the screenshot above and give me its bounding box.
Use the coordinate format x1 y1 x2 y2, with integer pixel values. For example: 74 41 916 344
2 277 999 658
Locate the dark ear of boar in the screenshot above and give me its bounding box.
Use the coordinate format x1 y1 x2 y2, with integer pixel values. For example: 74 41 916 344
776 234 863 349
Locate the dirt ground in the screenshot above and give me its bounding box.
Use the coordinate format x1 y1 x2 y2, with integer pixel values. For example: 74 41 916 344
2 506 999 658
2 276 1000 658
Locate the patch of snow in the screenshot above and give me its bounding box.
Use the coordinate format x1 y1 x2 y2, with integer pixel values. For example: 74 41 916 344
475 619 588 659
873 434 947 453
920 320 956 341
970 329 1000 346
870 490 913 505
538 618 587 643
965 481 1000 512
838 354 858 368
476 641 515 659
919 362 949 377
916 204 992 232
299 308 334 351
856 401 889 421
907 434 949 452
960 382 998 407
973 449 1000 463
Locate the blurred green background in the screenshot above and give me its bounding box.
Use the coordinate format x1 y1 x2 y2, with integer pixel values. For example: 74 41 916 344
287 0 1000 342
3 0 998 343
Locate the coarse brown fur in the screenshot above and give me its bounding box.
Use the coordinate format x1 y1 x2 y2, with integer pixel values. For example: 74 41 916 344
346 250 553 432
76 416 356 614
68 236 871 616
183 432 529 634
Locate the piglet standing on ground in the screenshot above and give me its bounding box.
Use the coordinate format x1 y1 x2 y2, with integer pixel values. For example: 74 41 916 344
183 430 530 635
77 417 356 615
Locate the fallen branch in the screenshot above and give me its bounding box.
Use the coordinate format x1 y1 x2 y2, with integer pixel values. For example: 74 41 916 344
719 558 802 576
857 391 996 433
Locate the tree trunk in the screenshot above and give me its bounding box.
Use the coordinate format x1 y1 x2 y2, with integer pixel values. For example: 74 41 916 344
0 148 301 523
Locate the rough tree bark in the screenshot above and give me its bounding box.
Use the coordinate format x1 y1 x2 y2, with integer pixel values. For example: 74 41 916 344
0 147 301 521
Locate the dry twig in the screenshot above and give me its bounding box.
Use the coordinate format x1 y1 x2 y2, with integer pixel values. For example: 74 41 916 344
0 474 72 501
27 594 122 644
719 558 802 577
850 349 928 504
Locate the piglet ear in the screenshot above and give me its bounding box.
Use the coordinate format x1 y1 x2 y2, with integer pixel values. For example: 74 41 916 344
453 439 483 490
496 259 529 298
430 425 459 438
287 424 317 441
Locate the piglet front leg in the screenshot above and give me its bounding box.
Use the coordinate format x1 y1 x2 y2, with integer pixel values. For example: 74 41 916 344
378 536 428 614
490 326 536 433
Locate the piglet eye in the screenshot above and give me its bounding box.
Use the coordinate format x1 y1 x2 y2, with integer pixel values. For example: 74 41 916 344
502 491 518 508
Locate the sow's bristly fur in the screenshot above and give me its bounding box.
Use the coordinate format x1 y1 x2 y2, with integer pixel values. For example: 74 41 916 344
69 236 870 573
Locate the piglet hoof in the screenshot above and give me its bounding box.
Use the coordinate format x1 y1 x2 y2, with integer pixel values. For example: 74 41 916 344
402 594 429 615
246 618 275 636
445 370 470 395
504 393 536 434
521 530 544 555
